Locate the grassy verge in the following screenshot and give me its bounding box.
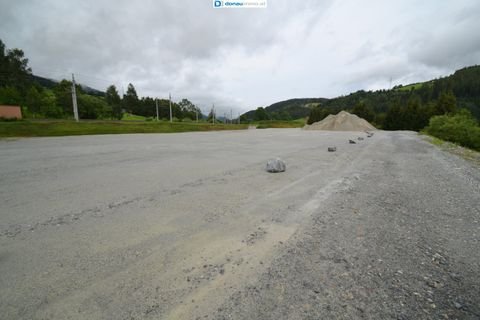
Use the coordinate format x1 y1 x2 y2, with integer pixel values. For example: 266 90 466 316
121 113 147 121
254 119 305 129
422 133 480 167
0 120 248 138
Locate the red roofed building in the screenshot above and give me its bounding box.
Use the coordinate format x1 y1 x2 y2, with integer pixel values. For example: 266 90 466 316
0 105 22 119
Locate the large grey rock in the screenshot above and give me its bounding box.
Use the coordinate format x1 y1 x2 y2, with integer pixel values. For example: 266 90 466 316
266 158 286 173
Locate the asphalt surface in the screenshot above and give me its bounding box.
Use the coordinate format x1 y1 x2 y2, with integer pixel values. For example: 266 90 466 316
0 129 479 320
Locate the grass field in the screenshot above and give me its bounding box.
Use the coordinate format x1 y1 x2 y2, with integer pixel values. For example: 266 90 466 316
0 120 248 138
121 113 147 121
395 80 434 92
396 83 424 91
254 119 306 129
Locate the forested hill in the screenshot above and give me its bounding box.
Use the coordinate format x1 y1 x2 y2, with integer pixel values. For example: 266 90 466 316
243 65 480 127
242 98 328 120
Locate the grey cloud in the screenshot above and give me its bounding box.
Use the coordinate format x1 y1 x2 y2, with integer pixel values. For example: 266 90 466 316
343 0 480 92
0 0 478 111
408 19 480 70
0 0 331 110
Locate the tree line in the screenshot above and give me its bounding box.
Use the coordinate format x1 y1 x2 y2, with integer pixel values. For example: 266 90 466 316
306 65 480 130
0 39 202 121
243 65 480 132
307 90 458 131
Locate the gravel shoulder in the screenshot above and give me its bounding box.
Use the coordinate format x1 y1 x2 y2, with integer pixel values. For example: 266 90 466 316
0 130 479 320
215 132 480 320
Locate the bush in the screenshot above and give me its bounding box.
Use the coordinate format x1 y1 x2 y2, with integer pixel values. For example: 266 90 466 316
425 109 480 151
0 117 20 122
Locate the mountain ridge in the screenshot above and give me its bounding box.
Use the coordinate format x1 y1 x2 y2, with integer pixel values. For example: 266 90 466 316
242 65 480 121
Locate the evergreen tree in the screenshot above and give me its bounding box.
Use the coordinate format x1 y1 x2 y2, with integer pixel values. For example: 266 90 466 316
40 90 62 118
122 83 139 114
0 39 32 91
53 80 83 116
0 86 21 105
279 110 292 120
435 91 457 115
307 107 335 125
25 86 42 117
78 94 111 119
105 85 122 119
254 107 269 121
351 101 374 122
404 95 425 130
384 102 403 130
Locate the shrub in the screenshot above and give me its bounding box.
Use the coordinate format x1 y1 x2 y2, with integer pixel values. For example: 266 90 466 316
0 117 20 122
425 109 480 151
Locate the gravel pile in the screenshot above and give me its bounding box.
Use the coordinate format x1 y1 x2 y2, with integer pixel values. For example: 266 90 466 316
304 110 376 131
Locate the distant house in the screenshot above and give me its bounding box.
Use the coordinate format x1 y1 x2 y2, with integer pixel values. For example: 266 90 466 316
0 105 22 119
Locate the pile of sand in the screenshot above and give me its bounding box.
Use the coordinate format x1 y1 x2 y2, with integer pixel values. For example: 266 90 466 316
304 111 376 131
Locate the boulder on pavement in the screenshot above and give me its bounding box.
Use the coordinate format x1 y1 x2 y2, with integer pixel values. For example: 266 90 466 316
266 158 286 173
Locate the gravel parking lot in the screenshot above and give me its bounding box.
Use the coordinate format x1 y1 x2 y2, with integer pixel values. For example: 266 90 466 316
1 129 479 319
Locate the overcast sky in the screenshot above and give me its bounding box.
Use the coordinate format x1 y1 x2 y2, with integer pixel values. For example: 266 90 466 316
1 0 479 114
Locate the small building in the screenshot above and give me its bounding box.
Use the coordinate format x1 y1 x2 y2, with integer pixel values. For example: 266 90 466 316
0 105 22 119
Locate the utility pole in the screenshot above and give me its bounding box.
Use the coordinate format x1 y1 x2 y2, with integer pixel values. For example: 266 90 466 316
156 98 159 121
224 112 226 124
196 109 198 122
230 109 233 125
71 74 79 122
238 112 240 124
169 93 173 122
212 104 215 124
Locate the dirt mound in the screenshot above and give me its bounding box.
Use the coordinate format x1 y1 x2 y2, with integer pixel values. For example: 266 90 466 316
304 111 376 131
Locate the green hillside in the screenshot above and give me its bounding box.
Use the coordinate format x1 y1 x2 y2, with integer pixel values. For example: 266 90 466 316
242 66 480 129
394 81 431 91
242 98 328 121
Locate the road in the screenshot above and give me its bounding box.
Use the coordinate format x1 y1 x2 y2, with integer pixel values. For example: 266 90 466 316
0 129 479 319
